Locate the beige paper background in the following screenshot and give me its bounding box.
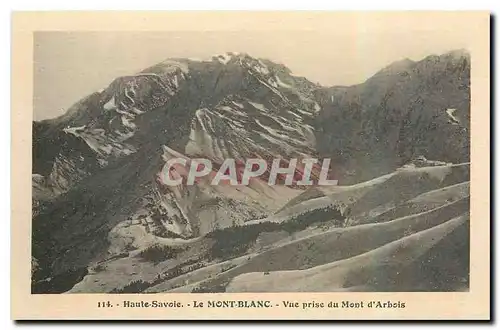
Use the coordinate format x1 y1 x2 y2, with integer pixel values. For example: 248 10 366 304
11 11 490 320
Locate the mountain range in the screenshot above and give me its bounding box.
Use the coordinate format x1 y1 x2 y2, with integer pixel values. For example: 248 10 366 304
32 50 470 293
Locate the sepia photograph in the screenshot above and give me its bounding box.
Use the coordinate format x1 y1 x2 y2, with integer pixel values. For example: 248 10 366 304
11 11 490 320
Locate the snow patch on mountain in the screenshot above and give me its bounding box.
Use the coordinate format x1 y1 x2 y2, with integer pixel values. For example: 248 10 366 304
103 96 116 110
63 125 137 159
232 101 244 109
249 102 267 113
446 108 460 124
216 53 233 65
275 75 292 89
294 108 314 116
255 119 310 147
219 105 248 118
63 125 86 135
314 102 321 112
287 111 302 120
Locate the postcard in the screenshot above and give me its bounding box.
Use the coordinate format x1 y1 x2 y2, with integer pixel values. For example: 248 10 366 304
11 11 490 320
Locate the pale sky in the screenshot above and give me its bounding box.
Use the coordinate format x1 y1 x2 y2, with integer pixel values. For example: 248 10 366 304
34 29 472 120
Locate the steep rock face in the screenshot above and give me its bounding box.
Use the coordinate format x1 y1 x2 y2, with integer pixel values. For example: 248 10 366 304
314 50 470 183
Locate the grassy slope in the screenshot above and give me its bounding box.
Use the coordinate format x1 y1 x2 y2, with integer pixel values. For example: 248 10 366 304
67 164 470 293
226 214 468 292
